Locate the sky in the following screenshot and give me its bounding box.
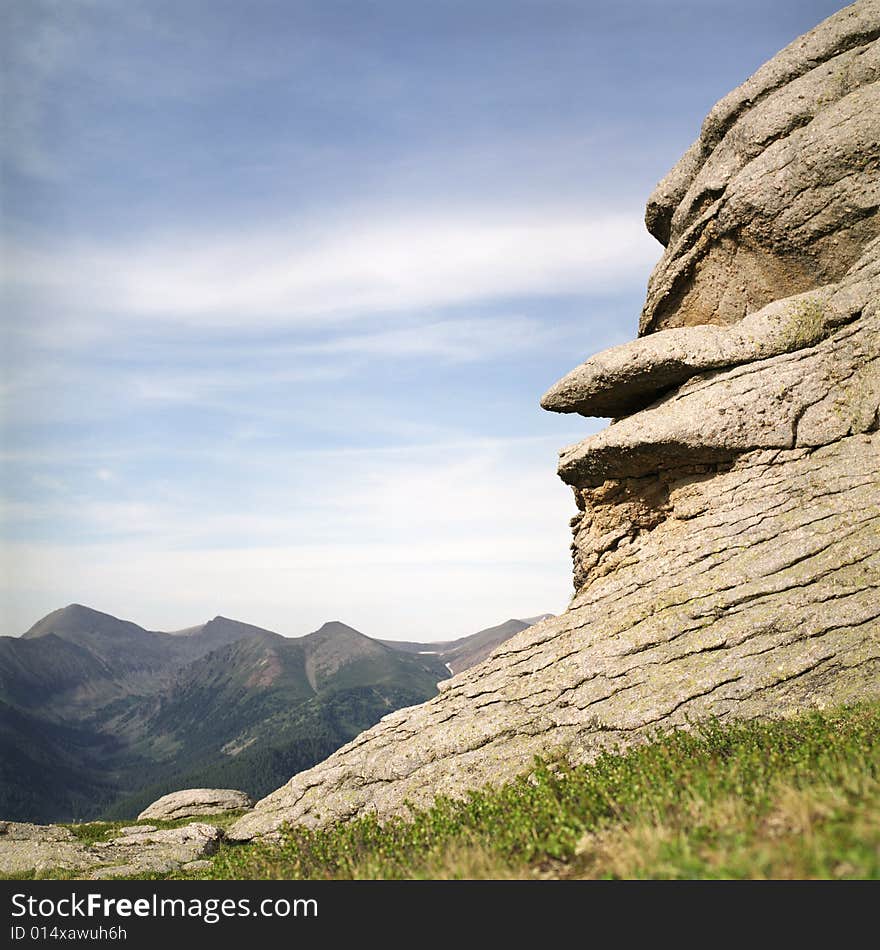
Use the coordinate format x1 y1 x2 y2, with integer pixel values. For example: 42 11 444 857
1 0 847 639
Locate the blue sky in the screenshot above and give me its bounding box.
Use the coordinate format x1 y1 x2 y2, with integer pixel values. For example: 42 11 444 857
1 0 846 638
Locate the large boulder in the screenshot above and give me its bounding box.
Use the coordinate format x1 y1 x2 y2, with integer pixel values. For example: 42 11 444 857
137 788 253 821
229 1 880 842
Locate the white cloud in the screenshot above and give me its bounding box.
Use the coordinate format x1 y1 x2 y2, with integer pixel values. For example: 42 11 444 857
0 435 587 638
1 537 574 642
301 315 554 360
0 312 555 428
5 207 659 334
119 315 558 406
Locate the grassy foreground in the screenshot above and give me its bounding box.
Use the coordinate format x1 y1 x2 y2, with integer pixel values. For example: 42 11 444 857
193 703 880 880
61 811 248 845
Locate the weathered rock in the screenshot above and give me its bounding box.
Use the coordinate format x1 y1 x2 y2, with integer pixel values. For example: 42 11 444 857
0 821 92 876
84 823 222 879
556 258 880 488
229 2 880 842
0 820 222 878
137 788 252 821
642 0 880 332
229 428 880 839
541 283 863 418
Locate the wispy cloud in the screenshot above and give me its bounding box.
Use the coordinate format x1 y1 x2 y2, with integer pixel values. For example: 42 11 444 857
0 313 567 433
3 0 691 642
5 208 659 334
299 314 555 360
0 434 583 636
3 433 589 540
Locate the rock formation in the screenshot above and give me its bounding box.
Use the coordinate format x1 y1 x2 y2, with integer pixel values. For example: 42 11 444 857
137 788 253 821
0 820 222 878
224 0 879 840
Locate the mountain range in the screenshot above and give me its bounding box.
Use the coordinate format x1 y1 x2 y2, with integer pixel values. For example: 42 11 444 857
0 604 549 822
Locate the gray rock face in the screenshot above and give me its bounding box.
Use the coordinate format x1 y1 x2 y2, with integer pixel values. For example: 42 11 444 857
555 249 880 491
85 823 222 879
642 0 880 333
0 821 92 876
228 2 880 842
0 820 222 878
137 788 253 821
540 283 864 419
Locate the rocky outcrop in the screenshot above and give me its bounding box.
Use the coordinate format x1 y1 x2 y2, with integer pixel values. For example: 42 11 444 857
137 788 253 821
641 0 880 332
0 823 93 877
0 820 222 878
540 285 863 419
229 2 880 842
84 823 223 879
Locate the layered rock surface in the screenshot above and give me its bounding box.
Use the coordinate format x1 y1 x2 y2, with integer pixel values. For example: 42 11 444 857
0 820 222 878
642 0 880 332
137 788 253 821
229 2 880 841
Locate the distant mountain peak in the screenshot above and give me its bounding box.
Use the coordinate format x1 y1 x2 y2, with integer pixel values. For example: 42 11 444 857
520 613 555 625
168 616 280 642
311 620 367 638
53 603 114 622
22 604 148 640
378 614 553 675
202 616 281 638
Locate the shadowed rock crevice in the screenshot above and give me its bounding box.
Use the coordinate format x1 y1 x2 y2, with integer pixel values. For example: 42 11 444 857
227 2 880 842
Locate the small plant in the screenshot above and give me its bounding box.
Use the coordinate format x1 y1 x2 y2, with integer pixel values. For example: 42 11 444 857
62 821 127 845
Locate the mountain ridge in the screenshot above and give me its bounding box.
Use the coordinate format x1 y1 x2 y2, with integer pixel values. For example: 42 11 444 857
0 604 548 821
380 615 557 674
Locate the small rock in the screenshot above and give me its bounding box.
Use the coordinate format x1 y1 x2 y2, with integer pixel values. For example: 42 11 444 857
138 788 253 821
88 864 141 880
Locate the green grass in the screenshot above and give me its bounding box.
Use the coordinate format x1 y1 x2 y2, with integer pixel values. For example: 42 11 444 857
60 810 249 845
28 705 880 880
193 703 880 880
